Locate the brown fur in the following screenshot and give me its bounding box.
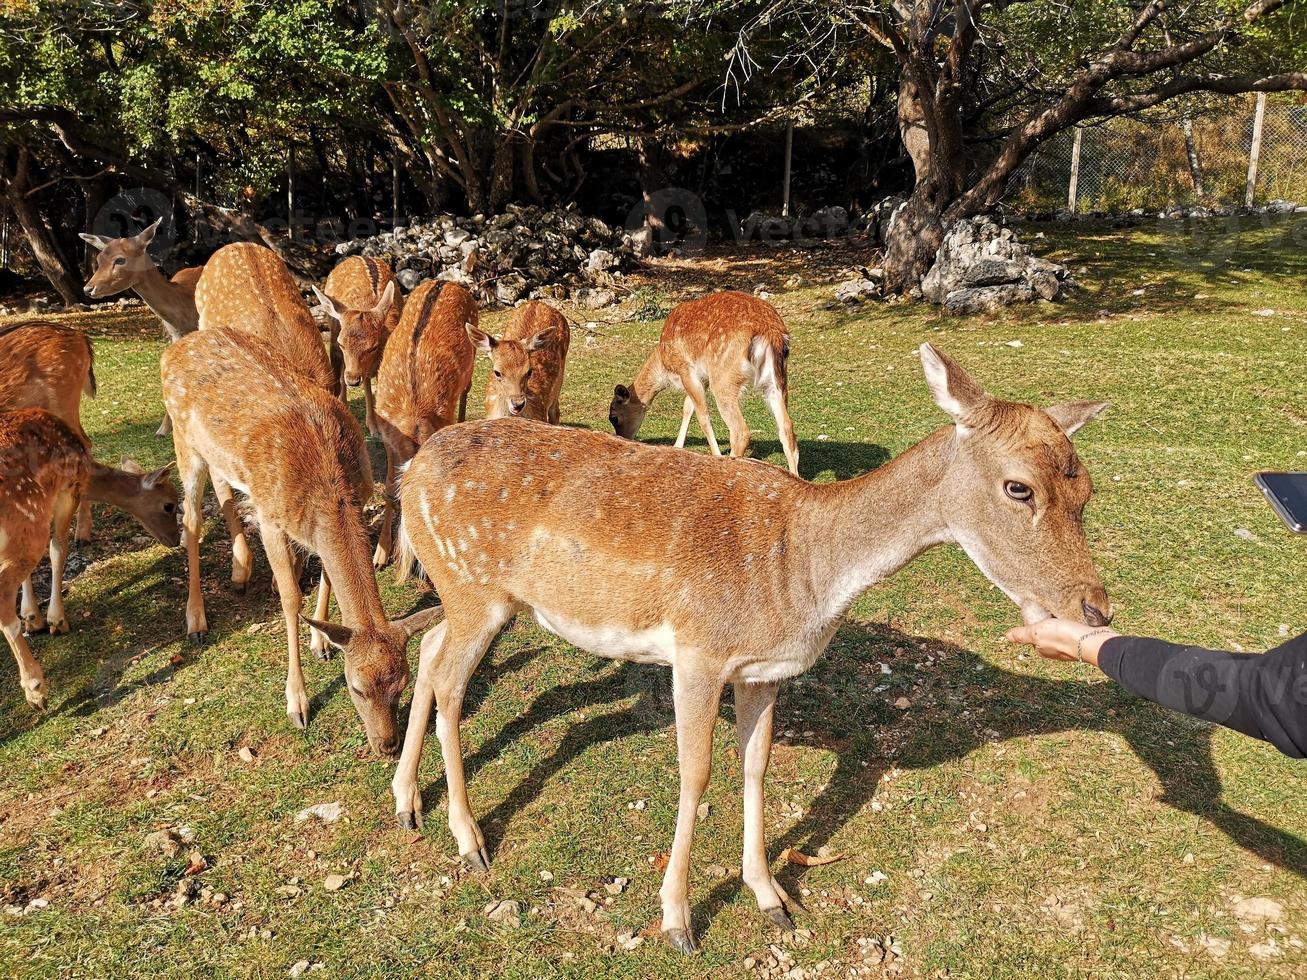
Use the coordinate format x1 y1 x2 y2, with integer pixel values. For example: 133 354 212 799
610 290 799 475
371 281 478 566
472 301 570 423
0 408 91 707
0 322 179 548
195 242 336 394
160 327 438 753
390 345 1110 951
318 256 402 434
81 220 201 343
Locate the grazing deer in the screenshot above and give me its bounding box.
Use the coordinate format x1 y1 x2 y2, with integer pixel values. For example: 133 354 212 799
79 219 202 436
160 327 440 752
610 291 800 476
0 321 180 580
311 256 402 435
0 409 90 706
372 281 477 567
194 242 339 647
469 301 570 423
390 345 1110 953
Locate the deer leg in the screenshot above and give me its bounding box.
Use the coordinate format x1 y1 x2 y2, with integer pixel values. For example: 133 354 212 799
156 412 173 438
660 665 723 954
178 446 210 644
682 377 721 456
1 607 47 709
263 524 309 730
20 576 44 634
308 570 333 661
714 383 752 459
74 498 93 543
363 378 378 436
765 387 800 477
734 680 799 930
393 620 447 831
212 476 251 595
44 488 79 636
674 395 695 449
374 446 397 569
458 388 469 423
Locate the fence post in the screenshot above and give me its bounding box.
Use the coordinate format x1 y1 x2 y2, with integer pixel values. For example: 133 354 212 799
781 119 794 218
1245 93 1267 208
1067 126 1083 213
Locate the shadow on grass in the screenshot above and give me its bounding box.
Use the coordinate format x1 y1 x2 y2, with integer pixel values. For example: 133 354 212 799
639 437 890 482
410 619 1307 939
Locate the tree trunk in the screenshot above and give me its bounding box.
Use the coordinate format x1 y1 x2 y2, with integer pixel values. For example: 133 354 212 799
2 148 86 305
636 136 670 236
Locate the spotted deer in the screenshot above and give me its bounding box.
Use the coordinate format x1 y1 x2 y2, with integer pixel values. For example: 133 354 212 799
312 256 402 435
161 327 440 752
468 301 570 423
0 409 90 707
194 242 340 651
372 281 477 567
390 345 1111 953
610 291 800 476
0 322 180 634
79 219 203 436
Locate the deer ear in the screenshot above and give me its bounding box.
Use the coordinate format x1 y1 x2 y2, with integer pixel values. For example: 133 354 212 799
919 344 986 427
394 604 443 641
304 618 354 649
527 327 556 352
136 217 163 247
120 457 146 475
312 285 347 322
144 460 176 488
372 280 396 317
466 325 495 353
1045 401 1109 437
613 384 631 403
79 233 114 251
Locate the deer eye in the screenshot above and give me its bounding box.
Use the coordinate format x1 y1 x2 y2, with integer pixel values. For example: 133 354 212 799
1004 481 1033 502
163 502 176 514
493 370 502 379
113 256 126 266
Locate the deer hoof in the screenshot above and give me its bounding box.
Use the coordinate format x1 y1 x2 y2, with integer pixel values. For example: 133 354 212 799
461 849 491 873
397 811 418 831
314 644 334 663
663 927 698 955
21 616 46 635
188 630 208 645
47 618 69 637
763 906 796 932
231 581 247 596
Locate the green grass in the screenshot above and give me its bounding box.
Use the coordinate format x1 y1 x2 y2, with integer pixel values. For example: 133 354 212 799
1 215 1304 978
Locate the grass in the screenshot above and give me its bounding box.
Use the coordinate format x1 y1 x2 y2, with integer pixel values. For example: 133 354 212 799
1 214 1304 978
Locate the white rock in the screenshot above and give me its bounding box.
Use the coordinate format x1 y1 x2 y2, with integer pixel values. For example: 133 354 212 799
295 802 344 825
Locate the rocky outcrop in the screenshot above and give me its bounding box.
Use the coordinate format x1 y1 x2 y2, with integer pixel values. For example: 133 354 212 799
335 203 640 306
921 215 1072 313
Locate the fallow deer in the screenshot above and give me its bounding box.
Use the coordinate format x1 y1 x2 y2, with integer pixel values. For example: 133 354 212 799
0 409 90 706
610 291 800 476
372 281 477 567
194 242 340 651
80 218 203 435
160 327 440 752
312 256 402 435
390 344 1110 953
468 301 570 423
0 321 180 633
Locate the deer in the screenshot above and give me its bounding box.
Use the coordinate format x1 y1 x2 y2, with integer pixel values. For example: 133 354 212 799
194 241 342 653
160 326 440 752
468 301 570 423
389 344 1111 954
0 322 180 632
79 218 203 436
609 290 800 477
0 409 90 707
371 280 477 568
311 256 402 435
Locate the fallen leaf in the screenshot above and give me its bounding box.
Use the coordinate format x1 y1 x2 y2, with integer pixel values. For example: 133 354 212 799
650 852 670 872
782 848 845 867
183 851 208 876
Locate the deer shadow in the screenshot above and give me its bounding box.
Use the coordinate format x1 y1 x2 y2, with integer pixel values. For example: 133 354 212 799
409 619 1306 931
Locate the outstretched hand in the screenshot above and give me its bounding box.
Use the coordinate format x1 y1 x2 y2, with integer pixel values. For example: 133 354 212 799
1005 617 1119 666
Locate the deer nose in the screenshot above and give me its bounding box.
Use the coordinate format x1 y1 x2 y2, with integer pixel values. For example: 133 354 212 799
509 399 526 415
1081 599 1113 627
375 734 402 757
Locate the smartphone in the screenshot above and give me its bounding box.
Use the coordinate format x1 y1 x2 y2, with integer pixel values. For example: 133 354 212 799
1255 472 1307 534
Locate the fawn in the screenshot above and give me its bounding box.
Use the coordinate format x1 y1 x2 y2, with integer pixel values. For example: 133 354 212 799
468 301 570 423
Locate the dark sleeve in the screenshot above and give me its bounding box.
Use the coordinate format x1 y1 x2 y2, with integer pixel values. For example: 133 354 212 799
1098 632 1307 759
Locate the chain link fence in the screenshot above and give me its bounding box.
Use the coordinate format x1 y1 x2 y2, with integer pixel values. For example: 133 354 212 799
1009 95 1307 214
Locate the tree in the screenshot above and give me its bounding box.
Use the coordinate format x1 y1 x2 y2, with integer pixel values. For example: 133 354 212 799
742 0 1306 293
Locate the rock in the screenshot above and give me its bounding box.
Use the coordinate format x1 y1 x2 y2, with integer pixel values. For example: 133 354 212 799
396 268 425 291
1232 896 1283 922
323 873 347 892
585 248 619 272
893 697 911 709
484 899 522 927
943 283 1036 314
145 829 182 858
578 287 617 309
238 746 255 763
835 278 881 305
288 961 311 977
922 214 1071 311
444 228 471 247
604 877 629 896
295 802 344 825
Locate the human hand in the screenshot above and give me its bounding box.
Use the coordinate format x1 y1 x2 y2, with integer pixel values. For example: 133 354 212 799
1005 617 1119 666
